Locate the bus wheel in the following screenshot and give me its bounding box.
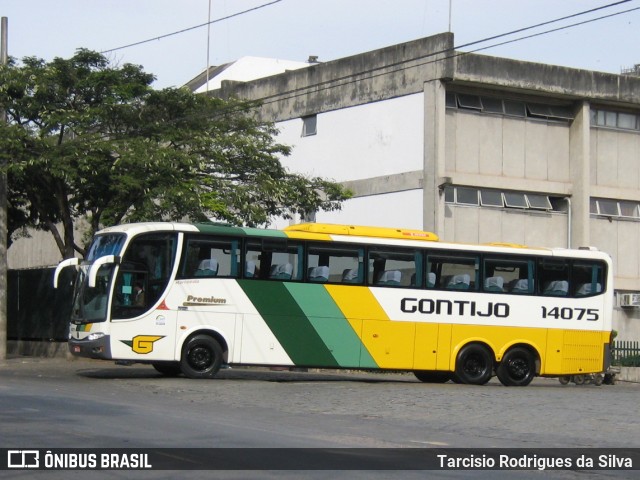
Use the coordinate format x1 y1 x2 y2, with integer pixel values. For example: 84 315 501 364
180 335 223 379
414 371 451 383
455 344 493 385
558 376 571 385
152 362 182 377
497 347 535 387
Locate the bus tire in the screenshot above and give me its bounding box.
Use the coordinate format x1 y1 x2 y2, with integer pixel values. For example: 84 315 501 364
414 371 451 383
180 334 223 379
152 362 182 377
455 344 493 385
497 347 536 387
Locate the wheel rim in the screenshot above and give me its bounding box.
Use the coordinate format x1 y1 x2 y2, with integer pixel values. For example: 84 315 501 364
188 345 213 372
463 353 488 380
507 358 530 380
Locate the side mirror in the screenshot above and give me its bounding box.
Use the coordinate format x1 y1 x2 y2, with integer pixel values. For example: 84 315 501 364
88 255 120 288
53 258 79 288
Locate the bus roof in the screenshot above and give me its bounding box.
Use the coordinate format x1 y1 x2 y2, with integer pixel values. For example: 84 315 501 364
284 223 439 242
95 221 610 262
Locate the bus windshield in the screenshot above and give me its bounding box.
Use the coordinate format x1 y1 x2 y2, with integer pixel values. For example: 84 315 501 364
86 233 126 261
70 232 177 324
70 233 126 324
70 264 115 324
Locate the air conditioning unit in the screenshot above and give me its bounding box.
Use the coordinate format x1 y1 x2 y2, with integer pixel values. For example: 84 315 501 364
619 293 640 308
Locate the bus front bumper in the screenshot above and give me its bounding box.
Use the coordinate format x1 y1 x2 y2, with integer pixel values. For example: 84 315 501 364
68 334 112 360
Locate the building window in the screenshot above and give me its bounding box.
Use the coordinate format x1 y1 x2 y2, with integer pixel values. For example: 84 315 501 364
446 92 573 122
445 186 562 213
479 189 503 207
302 115 317 136
527 194 553 210
456 187 479 206
591 108 640 131
591 197 640 220
504 192 528 209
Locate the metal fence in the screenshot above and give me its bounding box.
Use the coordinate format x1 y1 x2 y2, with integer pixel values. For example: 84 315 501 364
612 340 640 367
8 267 75 342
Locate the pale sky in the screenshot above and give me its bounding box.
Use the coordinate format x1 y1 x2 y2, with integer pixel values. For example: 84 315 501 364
2 0 640 89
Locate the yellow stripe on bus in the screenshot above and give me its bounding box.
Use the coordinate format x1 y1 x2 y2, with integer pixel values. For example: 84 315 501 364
325 285 421 369
325 285 390 322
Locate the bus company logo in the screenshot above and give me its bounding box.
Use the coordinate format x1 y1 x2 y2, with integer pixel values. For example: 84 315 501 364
183 295 227 307
7 450 39 468
121 335 165 354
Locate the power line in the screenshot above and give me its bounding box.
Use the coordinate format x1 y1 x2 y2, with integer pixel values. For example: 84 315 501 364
100 0 283 54
8 1 639 146
250 1 640 108
454 0 633 51
92 1 640 136
467 4 640 56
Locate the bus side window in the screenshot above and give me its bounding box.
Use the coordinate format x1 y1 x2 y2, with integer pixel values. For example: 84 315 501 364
307 244 363 284
245 239 302 281
483 257 534 294
113 232 177 319
573 262 605 297
429 255 479 291
181 237 239 278
539 259 569 296
368 247 421 288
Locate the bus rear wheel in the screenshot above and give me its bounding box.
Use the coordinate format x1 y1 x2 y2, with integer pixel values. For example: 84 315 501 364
180 334 223 379
455 344 493 385
497 347 536 386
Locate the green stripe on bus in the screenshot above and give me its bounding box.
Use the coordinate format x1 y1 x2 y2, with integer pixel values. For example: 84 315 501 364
240 227 288 238
194 223 248 236
193 223 288 238
284 283 378 369
238 280 339 367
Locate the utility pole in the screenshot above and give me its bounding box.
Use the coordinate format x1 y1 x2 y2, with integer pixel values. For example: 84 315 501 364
0 16 8 361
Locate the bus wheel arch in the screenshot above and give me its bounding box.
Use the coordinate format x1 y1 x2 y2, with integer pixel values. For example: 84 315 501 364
496 345 538 387
454 342 494 385
179 331 227 379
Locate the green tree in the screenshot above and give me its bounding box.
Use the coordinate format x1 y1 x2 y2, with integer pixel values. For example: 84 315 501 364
0 50 350 259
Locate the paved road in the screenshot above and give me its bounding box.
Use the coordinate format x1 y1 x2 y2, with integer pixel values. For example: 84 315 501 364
1 357 638 479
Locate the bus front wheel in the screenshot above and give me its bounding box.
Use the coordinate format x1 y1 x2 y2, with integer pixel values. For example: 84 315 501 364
180 334 223 379
497 347 536 387
455 344 493 385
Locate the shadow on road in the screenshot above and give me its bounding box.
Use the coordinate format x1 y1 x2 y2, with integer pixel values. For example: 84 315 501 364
75 365 419 384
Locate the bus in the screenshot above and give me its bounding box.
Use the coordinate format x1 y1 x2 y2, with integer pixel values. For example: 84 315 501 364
54 222 614 386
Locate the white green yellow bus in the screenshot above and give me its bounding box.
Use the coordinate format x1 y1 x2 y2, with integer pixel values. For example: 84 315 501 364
54 222 614 386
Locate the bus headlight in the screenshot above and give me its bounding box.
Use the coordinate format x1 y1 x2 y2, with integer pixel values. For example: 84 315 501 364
86 332 106 341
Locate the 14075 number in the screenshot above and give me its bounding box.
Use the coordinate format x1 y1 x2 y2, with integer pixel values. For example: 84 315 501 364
541 306 599 321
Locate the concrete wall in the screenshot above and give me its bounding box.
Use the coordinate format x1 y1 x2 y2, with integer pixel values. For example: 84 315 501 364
445 111 571 182
215 33 455 121
315 190 424 230
275 93 424 182
591 127 640 193
8 229 64 269
444 205 568 247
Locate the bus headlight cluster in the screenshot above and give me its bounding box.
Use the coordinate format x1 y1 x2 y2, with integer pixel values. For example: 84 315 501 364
86 332 106 341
